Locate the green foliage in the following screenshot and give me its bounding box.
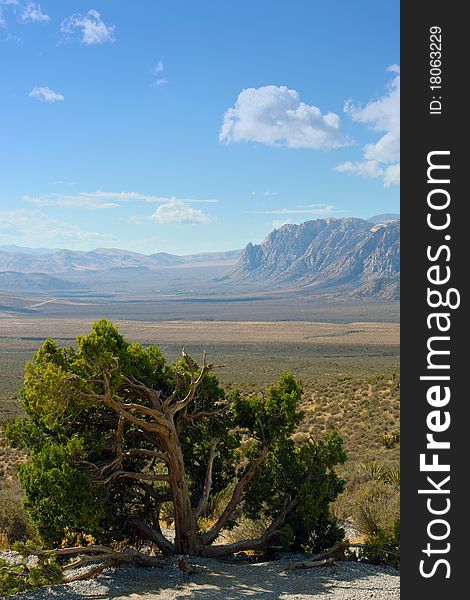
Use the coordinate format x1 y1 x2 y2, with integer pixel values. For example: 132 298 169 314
380 431 400 449
6 321 176 546
0 543 62 597
17 438 104 546
235 376 346 552
358 518 400 568
333 460 400 567
359 462 400 486
232 373 303 442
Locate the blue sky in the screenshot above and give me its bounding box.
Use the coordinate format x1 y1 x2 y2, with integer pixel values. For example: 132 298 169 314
0 0 399 255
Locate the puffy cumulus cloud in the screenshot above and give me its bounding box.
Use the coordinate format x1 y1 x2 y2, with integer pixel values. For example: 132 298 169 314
345 66 399 137
29 86 64 102
61 9 115 44
334 160 384 179
20 2 49 23
336 65 400 187
220 85 348 150
383 164 400 187
334 160 400 188
150 199 210 225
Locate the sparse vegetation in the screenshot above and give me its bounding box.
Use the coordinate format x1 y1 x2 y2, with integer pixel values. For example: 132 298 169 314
5 320 346 565
0 479 37 548
0 315 399 587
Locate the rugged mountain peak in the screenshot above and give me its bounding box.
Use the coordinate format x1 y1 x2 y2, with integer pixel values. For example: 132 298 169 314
228 217 400 299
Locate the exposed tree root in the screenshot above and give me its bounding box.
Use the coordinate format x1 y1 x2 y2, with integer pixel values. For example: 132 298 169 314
287 557 336 569
286 539 399 570
14 543 165 582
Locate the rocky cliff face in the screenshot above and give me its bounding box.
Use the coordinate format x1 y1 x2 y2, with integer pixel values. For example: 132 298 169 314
227 217 400 299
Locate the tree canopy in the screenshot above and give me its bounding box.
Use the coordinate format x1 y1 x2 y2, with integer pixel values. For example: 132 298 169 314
7 319 346 557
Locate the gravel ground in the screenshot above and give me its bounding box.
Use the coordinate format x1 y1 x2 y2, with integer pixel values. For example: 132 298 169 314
6 554 400 600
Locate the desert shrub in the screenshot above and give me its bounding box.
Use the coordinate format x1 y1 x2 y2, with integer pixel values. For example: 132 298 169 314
346 479 399 537
223 515 272 547
0 478 37 547
359 518 400 568
380 431 400 449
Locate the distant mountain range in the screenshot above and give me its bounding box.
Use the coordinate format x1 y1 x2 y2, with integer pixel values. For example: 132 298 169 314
0 215 399 299
0 248 241 276
366 213 400 225
225 216 400 299
0 245 60 256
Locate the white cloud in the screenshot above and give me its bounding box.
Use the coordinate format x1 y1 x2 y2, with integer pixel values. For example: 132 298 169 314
129 215 144 225
29 86 64 102
220 85 348 150
61 9 115 44
150 200 210 225
22 194 119 210
247 203 343 216
272 218 293 229
0 208 113 246
151 61 168 86
336 65 400 187
251 191 278 197
335 160 384 178
20 2 49 23
383 164 400 187
334 159 400 188
22 191 218 209
0 0 16 25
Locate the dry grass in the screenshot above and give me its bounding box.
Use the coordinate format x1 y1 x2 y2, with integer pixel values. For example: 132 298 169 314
0 427 28 478
296 372 400 464
0 315 399 346
0 477 37 547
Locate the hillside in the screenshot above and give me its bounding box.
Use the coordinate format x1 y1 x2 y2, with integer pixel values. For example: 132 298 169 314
0 271 81 292
225 217 400 299
0 248 241 276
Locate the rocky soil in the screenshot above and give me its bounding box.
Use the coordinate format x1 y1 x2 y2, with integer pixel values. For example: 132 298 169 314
6 554 400 600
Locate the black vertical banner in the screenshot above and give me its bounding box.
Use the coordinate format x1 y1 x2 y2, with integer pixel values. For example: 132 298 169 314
401 3 467 598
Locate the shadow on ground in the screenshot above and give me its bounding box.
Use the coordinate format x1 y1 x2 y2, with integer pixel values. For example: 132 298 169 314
20 558 400 600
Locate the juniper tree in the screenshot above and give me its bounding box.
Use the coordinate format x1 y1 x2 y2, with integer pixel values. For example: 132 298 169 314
7 320 345 557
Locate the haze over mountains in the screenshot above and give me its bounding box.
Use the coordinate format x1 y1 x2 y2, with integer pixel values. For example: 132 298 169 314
0 215 399 300
0 247 241 275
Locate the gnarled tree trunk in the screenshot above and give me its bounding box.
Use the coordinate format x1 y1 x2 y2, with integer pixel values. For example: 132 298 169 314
83 356 300 557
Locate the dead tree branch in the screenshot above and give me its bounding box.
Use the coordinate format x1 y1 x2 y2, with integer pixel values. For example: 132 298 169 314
193 440 219 518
